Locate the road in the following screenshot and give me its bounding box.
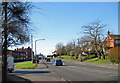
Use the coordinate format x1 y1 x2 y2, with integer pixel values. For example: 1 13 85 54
46 59 118 82
6 59 119 82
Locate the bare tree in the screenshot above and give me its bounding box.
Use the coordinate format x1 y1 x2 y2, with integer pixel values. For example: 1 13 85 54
79 35 92 47
55 42 66 56
82 20 107 59
65 42 74 56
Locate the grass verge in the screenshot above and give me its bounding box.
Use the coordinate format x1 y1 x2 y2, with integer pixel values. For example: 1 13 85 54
57 55 72 60
15 61 37 69
84 58 110 63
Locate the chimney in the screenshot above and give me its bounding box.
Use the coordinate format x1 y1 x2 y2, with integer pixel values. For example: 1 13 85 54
107 30 110 36
22 47 24 49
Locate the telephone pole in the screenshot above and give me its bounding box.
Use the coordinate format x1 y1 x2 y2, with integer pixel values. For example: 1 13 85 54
31 35 33 63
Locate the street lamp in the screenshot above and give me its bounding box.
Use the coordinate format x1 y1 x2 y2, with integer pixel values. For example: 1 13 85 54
35 39 45 63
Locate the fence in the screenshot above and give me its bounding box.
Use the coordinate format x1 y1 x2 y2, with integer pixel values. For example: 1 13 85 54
109 46 120 63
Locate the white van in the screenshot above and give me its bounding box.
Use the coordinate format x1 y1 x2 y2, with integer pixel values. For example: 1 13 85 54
7 55 14 73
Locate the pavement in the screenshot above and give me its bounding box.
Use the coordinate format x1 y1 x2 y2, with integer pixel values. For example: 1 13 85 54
6 60 65 82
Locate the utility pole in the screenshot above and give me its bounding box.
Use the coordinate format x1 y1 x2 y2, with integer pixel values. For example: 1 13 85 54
31 35 33 63
78 39 80 47
78 39 80 51
77 39 81 61
74 41 75 49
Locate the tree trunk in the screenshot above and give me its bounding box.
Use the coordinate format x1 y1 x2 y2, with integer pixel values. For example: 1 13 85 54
95 44 101 59
101 50 105 60
67 51 70 56
2 2 8 82
98 52 101 59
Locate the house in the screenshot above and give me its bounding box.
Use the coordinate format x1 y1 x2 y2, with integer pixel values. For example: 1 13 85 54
16 47 33 60
12 51 26 61
52 51 58 58
105 30 120 48
7 50 26 61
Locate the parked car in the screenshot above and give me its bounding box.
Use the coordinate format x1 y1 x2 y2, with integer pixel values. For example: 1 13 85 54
33 58 36 63
46 58 51 62
53 59 63 66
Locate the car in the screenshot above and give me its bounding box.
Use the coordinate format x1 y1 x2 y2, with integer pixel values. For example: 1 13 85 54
46 58 50 62
33 57 36 63
53 59 63 66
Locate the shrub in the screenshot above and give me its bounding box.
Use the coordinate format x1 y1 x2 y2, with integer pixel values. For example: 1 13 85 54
109 46 120 63
89 54 97 58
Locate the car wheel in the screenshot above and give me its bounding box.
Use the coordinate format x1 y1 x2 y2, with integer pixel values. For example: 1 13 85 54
9 70 12 73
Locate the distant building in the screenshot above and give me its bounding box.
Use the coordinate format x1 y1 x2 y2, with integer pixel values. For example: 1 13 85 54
7 47 34 61
52 51 57 58
16 47 33 60
12 51 26 60
105 30 120 48
52 51 57 55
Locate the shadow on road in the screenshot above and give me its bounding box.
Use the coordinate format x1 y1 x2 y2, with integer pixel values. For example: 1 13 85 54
7 74 33 83
12 71 50 74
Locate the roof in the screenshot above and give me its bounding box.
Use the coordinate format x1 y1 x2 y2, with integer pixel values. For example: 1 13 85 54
109 35 120 40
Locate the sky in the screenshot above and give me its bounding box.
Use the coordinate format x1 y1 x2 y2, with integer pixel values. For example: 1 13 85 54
10 2 118 56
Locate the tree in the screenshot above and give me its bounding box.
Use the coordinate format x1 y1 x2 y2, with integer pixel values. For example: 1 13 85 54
55 42 66 56
2 2 32 48
79 35 93 55
2 2 32 81
82 20 107 59
65 42 74 56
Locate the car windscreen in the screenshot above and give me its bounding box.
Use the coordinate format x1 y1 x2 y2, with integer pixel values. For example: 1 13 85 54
56 60 62 62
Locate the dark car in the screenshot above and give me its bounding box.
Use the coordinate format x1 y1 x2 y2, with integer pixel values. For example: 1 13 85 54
46 58 50 62
33 58 36 63
53 59 63 66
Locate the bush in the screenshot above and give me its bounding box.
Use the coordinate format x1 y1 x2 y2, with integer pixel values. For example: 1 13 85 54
89 54 97 58
109 46 120 64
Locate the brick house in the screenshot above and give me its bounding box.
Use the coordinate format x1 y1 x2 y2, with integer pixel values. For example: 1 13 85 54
7 47 33 61
12 51 26 60
16 47 33 60
105 30 120 48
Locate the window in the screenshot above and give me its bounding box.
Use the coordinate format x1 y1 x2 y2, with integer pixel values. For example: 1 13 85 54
116 40 120 44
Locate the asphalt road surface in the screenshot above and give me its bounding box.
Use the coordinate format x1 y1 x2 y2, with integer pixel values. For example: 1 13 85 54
46 59 118 82
7 59 119 82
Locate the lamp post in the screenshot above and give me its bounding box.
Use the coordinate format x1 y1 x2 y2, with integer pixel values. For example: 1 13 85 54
35 39 45 63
